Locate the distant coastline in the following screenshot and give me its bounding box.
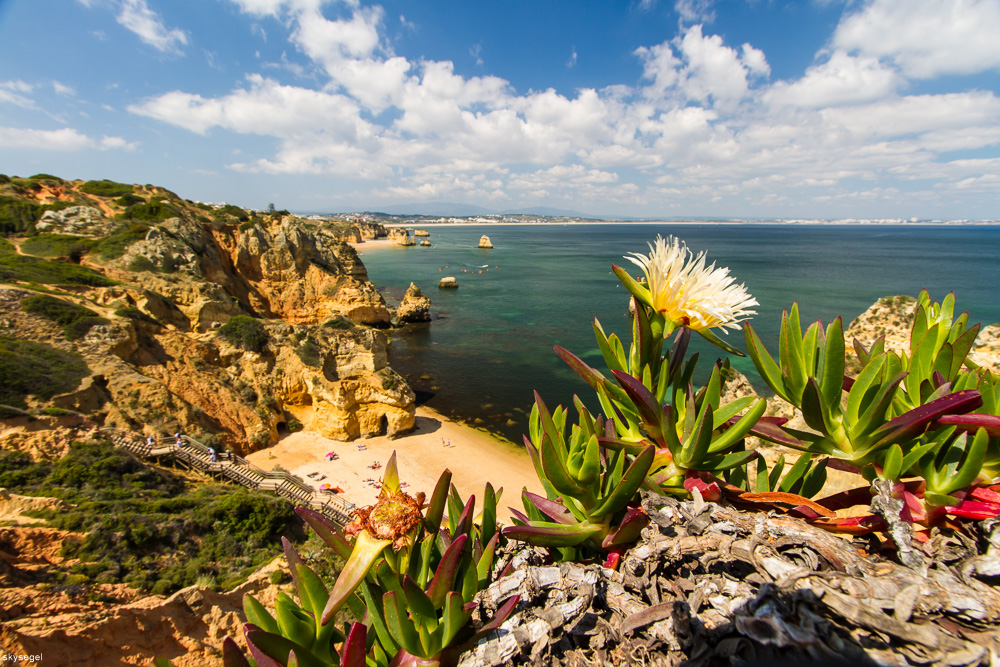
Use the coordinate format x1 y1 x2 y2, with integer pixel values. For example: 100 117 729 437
312 213 1000 227
375 219 1000 227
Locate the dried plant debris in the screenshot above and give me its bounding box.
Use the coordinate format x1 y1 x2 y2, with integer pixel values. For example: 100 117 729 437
462 492 1000 667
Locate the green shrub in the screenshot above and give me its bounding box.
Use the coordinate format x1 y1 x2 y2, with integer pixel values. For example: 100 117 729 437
0 174 10 184
21 294 108 340
95 223 149 259
294 336 321 367
323 314 355 330
215 204 250 222
219 315 268 352
80 180 133 198
124 201 180 223
285 417 303 433
126 255 157 273
115 193 145 207
0 195 43 235
29 173 63 182
0 253 115 286
0 337 89 408
20 234 96 259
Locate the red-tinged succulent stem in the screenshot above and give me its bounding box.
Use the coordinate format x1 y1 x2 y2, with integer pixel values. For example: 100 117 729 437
341 622 368 667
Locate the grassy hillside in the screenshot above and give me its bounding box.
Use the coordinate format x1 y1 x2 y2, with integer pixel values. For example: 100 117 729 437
0 439 343 594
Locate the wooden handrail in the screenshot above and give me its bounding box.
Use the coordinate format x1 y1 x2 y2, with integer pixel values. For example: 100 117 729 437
99 428 355 527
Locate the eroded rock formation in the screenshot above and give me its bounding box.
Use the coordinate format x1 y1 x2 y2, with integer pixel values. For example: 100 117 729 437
396 283 432 323
1 190 414 453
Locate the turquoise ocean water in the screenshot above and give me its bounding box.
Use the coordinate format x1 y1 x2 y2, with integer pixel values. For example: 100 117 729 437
358 224 1000 443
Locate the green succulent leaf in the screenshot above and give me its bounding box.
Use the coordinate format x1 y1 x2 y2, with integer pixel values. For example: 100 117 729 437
321 530 392 625
882 444 903 482
744 323 787 402
612 264 654 309
382 590 422 657
502 520 603 547
820 317 845 407
402 575 437 623
694 325 745 357
424 469 453 534
590 443 654 517
275 593 315 651
244 595 280 635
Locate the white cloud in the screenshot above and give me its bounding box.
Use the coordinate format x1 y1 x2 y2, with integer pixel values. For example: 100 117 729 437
764 51 901 108
674 0 715 24
117 0 188 54
129 74 366 137
820 92 1000 145
0 80 36 108
52 81 76 96
122 1 1000 217
833 0 1000 78
0 126 134 151
637 25 768 111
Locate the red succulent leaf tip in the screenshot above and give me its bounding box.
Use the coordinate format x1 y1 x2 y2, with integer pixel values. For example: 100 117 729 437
808 514 887 535
683 477 721 502
970 486 1000 504
603 550 624 570
945 499 1000 520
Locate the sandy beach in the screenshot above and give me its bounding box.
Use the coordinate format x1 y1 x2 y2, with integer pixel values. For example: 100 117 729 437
245 406 542 523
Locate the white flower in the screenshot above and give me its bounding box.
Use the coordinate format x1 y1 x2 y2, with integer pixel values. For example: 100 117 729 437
625 236 758 333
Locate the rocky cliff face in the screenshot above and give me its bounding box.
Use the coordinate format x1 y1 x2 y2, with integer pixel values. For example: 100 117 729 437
0 178 414 453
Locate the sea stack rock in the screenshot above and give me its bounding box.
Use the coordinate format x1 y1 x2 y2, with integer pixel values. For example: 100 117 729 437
388 228 414 246
414 229 430 237
397 283 431 323
478 235 493 249
420 240 431 246
438 276 459 289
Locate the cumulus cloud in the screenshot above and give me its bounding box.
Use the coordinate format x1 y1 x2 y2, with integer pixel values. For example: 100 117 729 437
122 0 1000 216
833 0 1000 78
117 0 188 53
764 51 901 108
636 25 769 111
0 126 135 151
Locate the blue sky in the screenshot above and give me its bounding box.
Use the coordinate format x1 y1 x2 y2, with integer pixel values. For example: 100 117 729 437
1 0 999 219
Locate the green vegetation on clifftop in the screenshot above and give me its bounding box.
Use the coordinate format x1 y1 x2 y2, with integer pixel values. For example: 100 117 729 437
0 337 90 408
0 440 308 594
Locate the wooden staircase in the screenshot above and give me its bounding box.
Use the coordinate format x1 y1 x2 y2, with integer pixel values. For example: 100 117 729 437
103 429 355 527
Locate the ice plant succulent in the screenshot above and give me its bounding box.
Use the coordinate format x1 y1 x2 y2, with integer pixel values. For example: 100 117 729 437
744 292 1000 537
509 238 768 565
231 453 517 667
503 393 654 567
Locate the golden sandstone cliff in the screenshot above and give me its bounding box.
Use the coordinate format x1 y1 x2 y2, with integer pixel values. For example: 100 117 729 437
0 177 414 453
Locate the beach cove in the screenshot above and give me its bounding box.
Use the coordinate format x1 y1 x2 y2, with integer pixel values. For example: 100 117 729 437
246 405 543 523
